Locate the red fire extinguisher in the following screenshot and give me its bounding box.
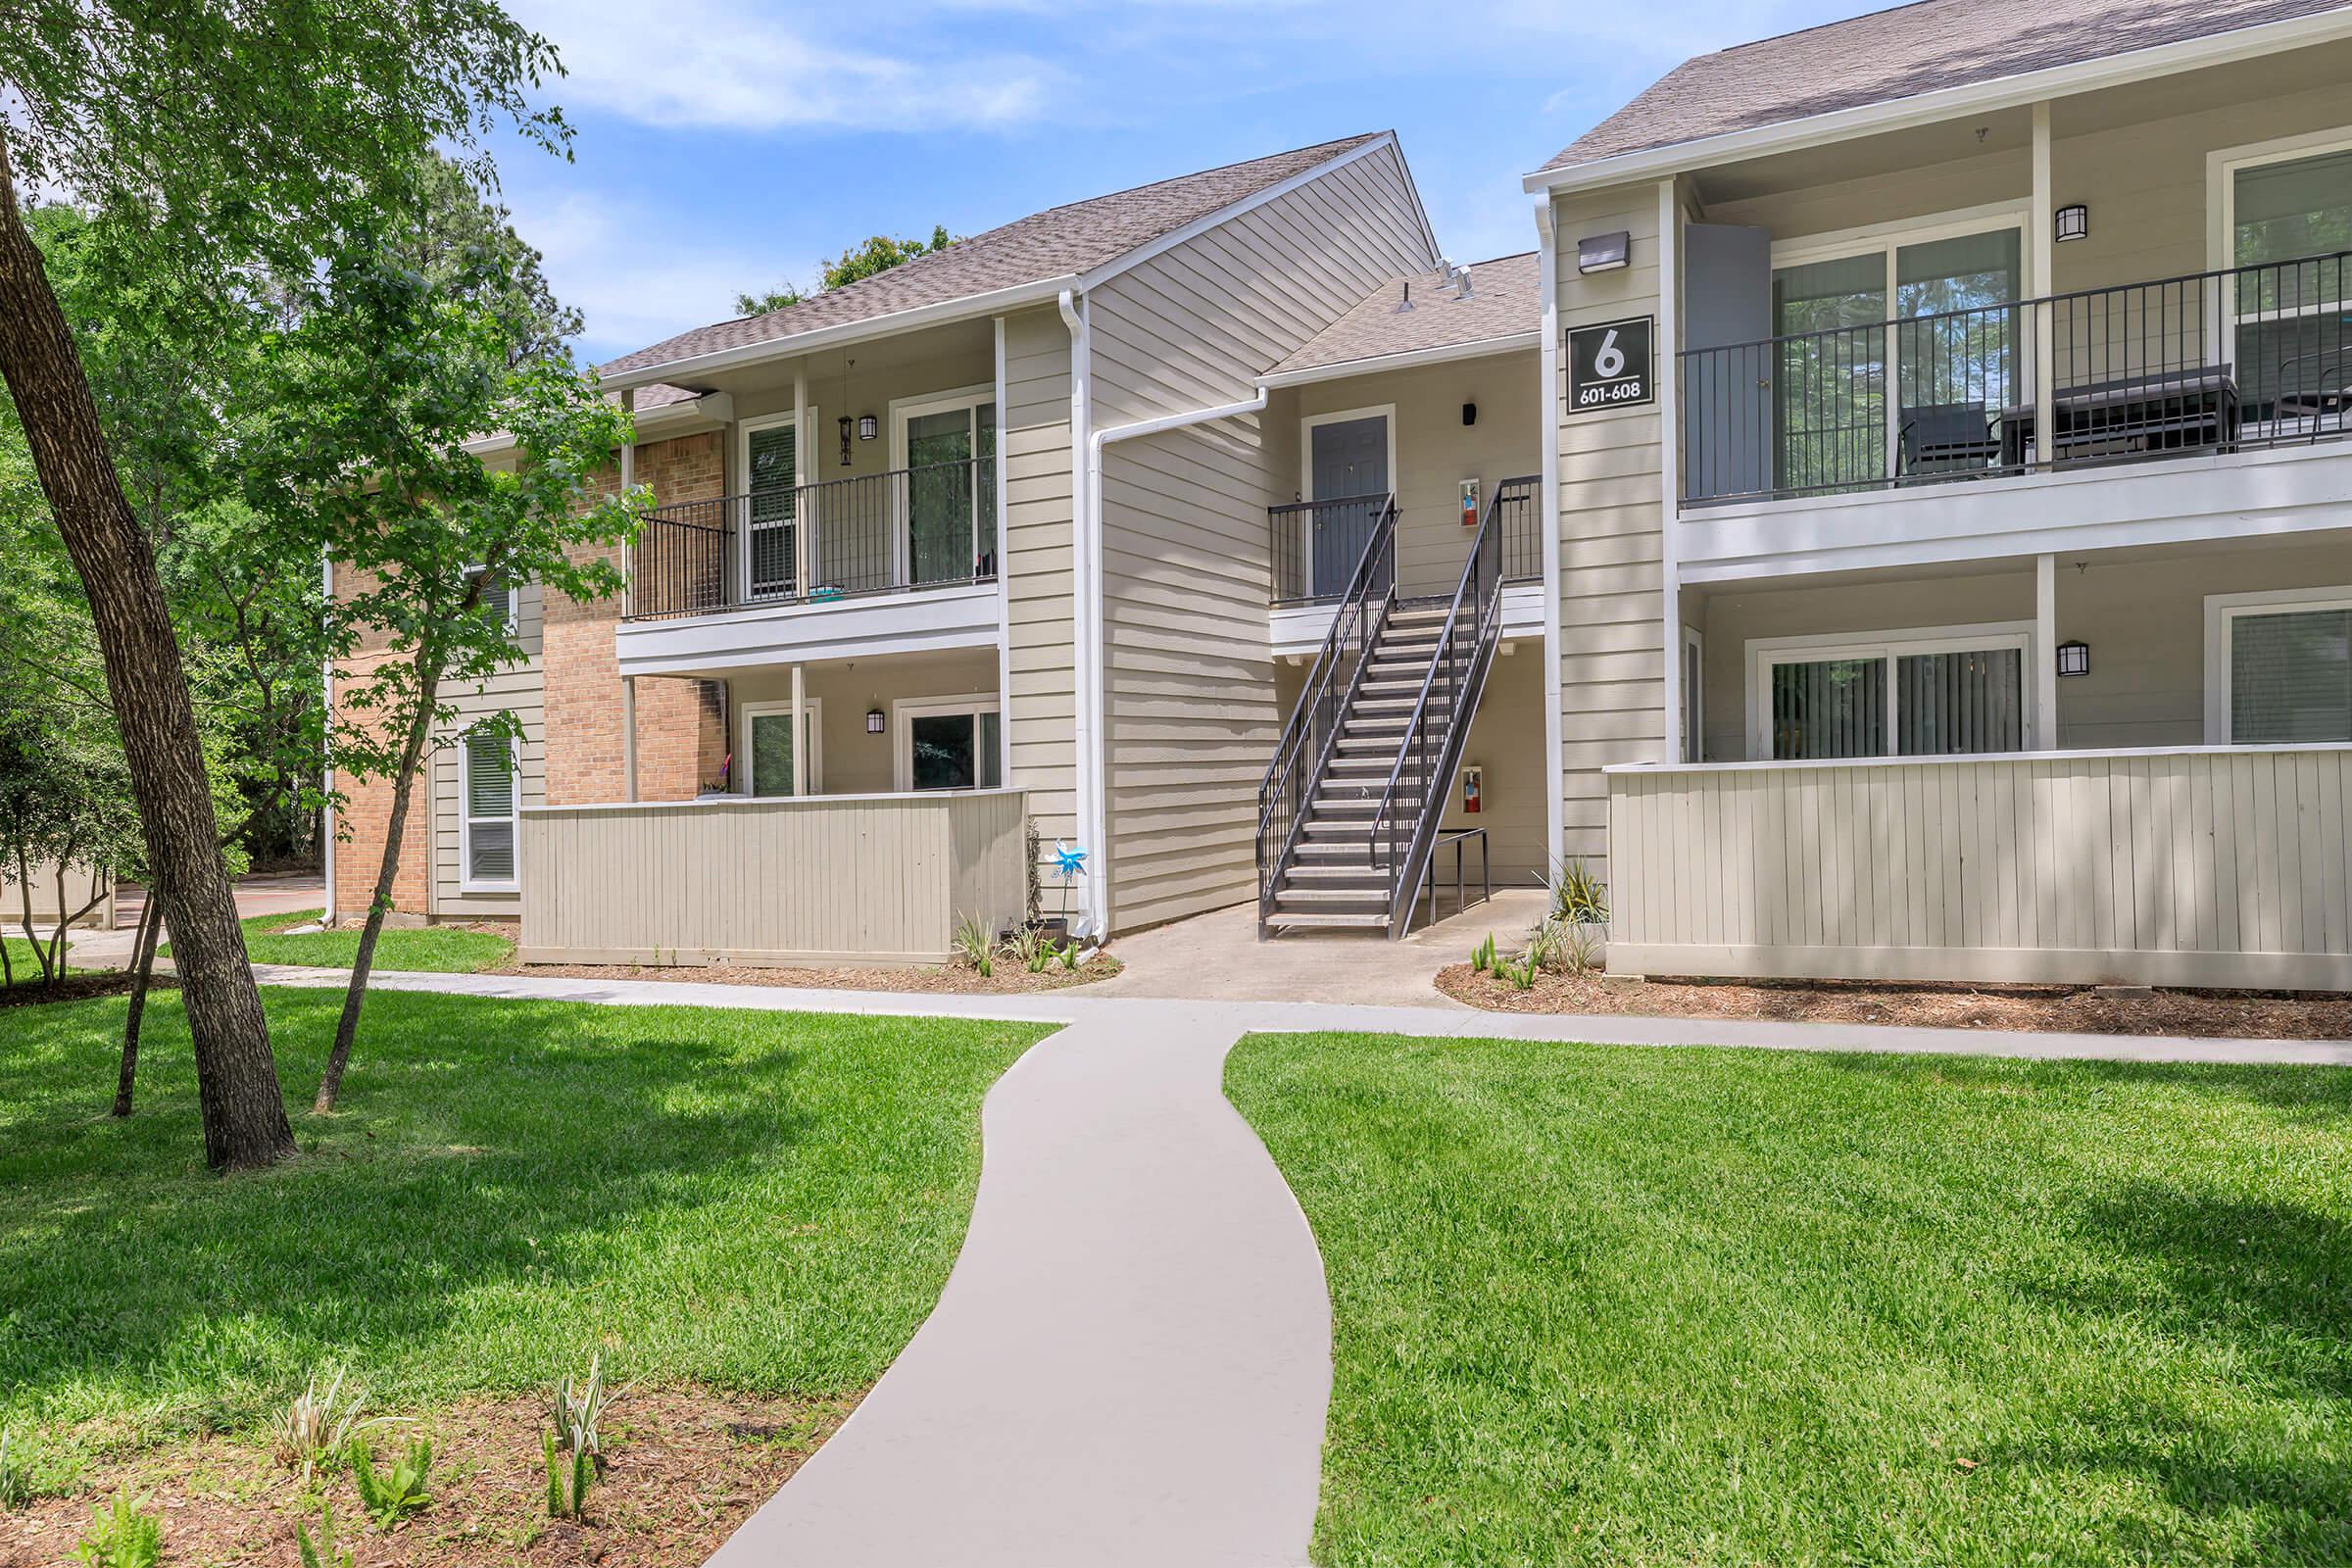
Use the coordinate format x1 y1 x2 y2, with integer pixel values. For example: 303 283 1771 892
1461 764 1483 813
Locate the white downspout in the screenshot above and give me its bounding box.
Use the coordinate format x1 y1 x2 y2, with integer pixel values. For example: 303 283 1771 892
320 551 336 925
1535 195 1565 898
1056 288 1105 936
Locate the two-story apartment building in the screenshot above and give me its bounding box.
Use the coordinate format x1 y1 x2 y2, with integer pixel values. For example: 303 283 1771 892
332 0 2352 989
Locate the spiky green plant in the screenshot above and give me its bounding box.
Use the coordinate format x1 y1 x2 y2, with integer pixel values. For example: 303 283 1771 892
1552 858 1609 926
273 1367 400 1483
295 1499 354 1568
1004 924 1051 973
1472 933 1497 973
69 1490 159 1568
542 1426 595 1521
953 913 996 976
548 1350 627 1456
351 1437 432 1529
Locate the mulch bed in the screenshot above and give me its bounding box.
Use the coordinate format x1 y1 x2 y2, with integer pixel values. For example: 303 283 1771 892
1436 964 2352 1040
499 956 1121 995
0 971 165 1009
0 1389 857 1568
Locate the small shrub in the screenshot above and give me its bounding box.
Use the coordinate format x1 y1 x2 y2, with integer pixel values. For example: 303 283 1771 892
1523 919 1564 972
549 1350 627 1456
1559 919 1601 977
296 1499 355 1568
953 913 995 977
1004 924 1051 973
351 1437 432 1529
1055 941 1083 972
1552 858 1609 926
1472 933 1497 973
543 1426 595 1522
70 1491 160 1568
273 1367 396 1483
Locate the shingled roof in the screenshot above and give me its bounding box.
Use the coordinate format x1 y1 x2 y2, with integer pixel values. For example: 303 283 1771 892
602 133 1393 382
1267 253 1539 380
1541 0 2345 173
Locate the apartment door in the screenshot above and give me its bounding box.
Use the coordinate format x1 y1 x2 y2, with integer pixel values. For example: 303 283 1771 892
900 396 998 588
1683 222 1773 500
1306 412 1390 597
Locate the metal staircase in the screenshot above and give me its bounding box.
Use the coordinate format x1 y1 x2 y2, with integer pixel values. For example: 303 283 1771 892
1256 482 1511 938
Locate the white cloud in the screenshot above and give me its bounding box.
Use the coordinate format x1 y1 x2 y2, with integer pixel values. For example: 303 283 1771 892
505 190 781 361
510 0 1060 131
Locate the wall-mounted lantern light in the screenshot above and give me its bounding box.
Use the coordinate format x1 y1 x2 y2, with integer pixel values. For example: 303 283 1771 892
858 414 879 442
866 707 887 734
2055 204 2089 243
2056 639 2090 677
1577 230 1630 273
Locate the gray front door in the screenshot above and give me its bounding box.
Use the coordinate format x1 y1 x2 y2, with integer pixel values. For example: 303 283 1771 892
1308 414 1389 596
1682 222 1774 502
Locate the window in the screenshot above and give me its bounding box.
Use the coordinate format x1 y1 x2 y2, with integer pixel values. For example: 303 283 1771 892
894 695 1003 792
464 564 519 641
2226 143 2352 424
740 701 822 797
460 725 518 891
891 388 998 589
1771 217 2025 491
1747 626 2032 760
741 415 801 599
2207 587 2352 745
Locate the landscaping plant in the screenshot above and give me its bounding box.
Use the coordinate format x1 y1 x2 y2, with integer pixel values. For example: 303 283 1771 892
548 1351 626 1456
542 1425 594 1522
1552 857 1609 926
69 1490 159 1568
350 1436 432 1528
1004 923 1051 973
1471 932 1497 973
0 1426 29 1508
272 1366 398 1483
295 1498 355 1568
953 913 996 977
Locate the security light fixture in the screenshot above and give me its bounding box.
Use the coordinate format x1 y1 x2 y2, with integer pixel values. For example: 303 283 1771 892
858 414 879 441
2055 204 2088 243
2056 639 2090 677
866 707 887 734
1577 230 1630 273
1462 402 1478 426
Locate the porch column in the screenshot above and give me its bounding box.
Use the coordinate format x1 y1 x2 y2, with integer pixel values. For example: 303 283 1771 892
794 364 812 590
790 662 808 796
1656 176 1684 765
2034 553 2058 749
622 675 639 802
2031 102 2056 469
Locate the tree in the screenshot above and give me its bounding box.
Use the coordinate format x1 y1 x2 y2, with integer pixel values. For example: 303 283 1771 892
0 2 568 1169
246 230 642 1113
734 223 957 318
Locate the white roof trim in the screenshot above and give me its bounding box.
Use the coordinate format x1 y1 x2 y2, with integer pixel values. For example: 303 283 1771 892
1257 330 1539 389
1525 6 2352 196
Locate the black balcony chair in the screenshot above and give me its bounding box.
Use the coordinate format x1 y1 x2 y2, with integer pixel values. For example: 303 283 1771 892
1898 402 2001 478
2275 350 2350 432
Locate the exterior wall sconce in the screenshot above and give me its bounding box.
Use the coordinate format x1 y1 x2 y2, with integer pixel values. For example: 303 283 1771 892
866 707 887 734
2055 204 2088 243
858 414 879 441
2056 639 2090 677
1577 231 1630 273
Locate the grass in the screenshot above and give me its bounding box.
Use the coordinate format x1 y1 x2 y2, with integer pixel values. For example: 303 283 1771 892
1227 1033 2352 1567
166 908 514 974
3 933 73 984
0 987 1047 1449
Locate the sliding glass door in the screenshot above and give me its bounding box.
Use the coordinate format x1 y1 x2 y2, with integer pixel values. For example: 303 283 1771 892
900 395 998 588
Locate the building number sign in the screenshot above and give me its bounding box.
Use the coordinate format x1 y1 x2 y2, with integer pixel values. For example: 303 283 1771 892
1566 316 1654 412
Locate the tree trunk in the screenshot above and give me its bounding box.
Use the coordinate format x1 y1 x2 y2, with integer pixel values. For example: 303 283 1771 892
115 887 167 1117
316 662 440 1113
0 132 293 1169
14 846 50 987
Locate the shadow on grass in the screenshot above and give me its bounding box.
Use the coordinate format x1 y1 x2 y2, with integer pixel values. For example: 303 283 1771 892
0 986 1013 1433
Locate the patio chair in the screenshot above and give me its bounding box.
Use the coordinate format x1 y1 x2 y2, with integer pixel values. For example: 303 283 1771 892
1898 402 2000 476
2275 350 2350 432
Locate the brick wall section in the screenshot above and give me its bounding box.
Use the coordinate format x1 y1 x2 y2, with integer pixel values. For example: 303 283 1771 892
544 429 728 805
329 649 430 918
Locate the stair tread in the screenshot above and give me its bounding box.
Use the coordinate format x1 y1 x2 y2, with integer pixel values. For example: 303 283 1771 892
1266 911 1391 929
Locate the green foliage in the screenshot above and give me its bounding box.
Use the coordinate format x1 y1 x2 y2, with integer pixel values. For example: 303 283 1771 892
548 1351 623 1456
272 1366 398 1483
0 1427 29 1509
542 1426 594 1522
350 1436 433 1529
1551 858 1609 925
174 908 514 974
735 224 957 319
295 1498 355 1568
69 1490 160 1568
1471 933 1497 973
735 284 807 317
1055 941 1083 973
1004 924 1051 973
953 913 996 976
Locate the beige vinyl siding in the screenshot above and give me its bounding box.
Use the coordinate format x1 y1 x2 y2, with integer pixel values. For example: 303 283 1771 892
727 647 1001 795
1608 747 2352 990
1087 142 1438 932
1270 349 1544 599
516 789 1027 966
1553 182 1669 882
1001 305 1078 847
1700 144 2026 247
3 858 113 930
430 580 546 917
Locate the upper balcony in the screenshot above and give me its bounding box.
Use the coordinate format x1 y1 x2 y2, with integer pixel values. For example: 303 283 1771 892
616 455 1002 677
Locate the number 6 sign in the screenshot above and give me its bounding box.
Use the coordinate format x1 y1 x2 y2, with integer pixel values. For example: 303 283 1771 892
1566 316 1654 413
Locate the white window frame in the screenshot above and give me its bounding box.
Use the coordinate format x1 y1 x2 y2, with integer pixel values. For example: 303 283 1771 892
463 564 520 640
889 383 997 589
2202 583 2352 744
458 724 521 894
892 692 1003 793
738 699 824 796
737 411 806 602
1298 403 1398 502
1744 620 2037 760
2205 127 2352 426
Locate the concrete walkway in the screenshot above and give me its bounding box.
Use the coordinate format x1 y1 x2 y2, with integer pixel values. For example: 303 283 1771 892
241 964 2352 1568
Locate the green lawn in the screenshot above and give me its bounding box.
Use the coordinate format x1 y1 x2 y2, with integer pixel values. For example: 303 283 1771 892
0 988 1045 1448
1227 1033 2352 1568
166 907 515 973
3 932 73 983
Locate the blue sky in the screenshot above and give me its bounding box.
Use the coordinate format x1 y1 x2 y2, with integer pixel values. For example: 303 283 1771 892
493 0 1864 365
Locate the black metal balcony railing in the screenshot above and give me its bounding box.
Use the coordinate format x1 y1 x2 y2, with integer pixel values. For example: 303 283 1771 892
1680 250 2352 506
1268 476 1543 605
626 456 997 621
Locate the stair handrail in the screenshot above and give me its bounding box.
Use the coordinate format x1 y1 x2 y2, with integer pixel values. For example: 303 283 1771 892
1365 480 1508 934
1255 492 1399 922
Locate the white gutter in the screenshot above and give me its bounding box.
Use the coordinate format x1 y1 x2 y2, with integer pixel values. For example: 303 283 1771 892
1522 7 2352 196
1255 330 1541 390
1056 288 1102 937
603 275 1080 395
1533 196 1564 902
319 550 336 925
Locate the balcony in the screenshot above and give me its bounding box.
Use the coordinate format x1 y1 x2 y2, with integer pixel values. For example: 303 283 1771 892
1268 476 1544 605
1679 250 2352 508
616 456 1002 677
